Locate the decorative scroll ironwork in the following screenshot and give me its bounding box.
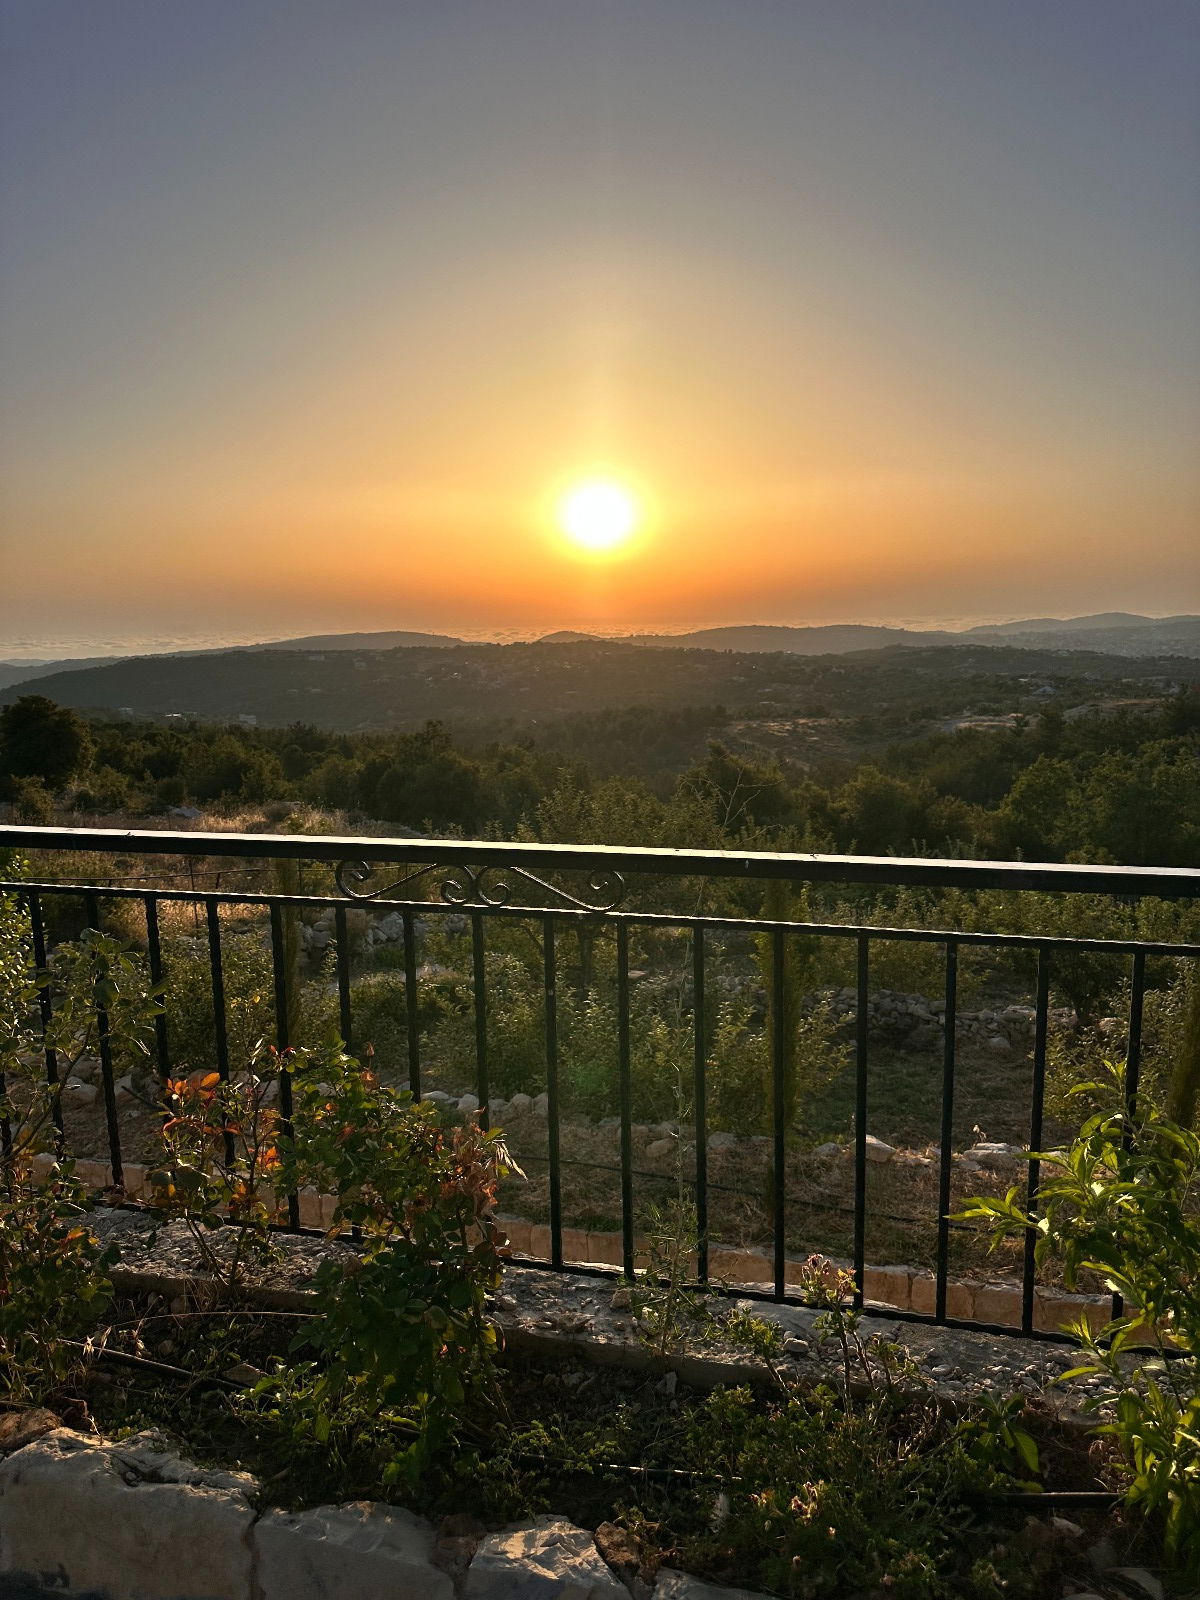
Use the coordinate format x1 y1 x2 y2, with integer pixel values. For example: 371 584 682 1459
334 858 626 912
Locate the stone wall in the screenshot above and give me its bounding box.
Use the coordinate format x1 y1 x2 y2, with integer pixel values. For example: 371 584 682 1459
0 1427 758 1600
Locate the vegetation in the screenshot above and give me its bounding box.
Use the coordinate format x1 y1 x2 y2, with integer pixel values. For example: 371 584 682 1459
0 888 1195 1591
961 1061 1200 1570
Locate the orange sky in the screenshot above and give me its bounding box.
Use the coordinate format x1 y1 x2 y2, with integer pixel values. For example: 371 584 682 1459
2 3 1198 644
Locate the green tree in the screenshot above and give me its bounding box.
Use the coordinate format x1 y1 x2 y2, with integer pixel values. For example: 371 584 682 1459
0 695 93 793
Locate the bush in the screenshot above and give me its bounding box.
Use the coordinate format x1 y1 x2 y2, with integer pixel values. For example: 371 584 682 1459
961 1059 1200 1570
256 1047 522 1481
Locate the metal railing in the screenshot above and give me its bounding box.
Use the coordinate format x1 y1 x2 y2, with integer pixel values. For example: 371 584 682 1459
3 824 1199 1343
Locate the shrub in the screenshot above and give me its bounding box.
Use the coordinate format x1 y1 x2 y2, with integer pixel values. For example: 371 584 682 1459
960 1059 1200 1570
256 1047 523 1481
149 1046 286 1294
0 1163 117 1402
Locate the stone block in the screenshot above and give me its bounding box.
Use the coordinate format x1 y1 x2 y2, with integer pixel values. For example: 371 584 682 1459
73 1158 111 1189
710 1248 771 1285
944 1280 975 1320
498 1214 532 1255
298 1186 324 1228
909 1273 936 1315
527 1224 552 1260
862 1265 911 1311
909 1274 974 1319
559 1227 591 1263
0 1429 256 1600
1033 1287 1110 1336
255 1501 453 1600
586 1229 625 1267
973 1282 1023 1328
120 1162 147 1199
464 1515 626 1597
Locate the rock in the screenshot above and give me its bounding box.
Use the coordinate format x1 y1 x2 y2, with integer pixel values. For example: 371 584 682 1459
423 1090 452 1105
707 1132 736 1152
465 1517 627 1596
965 1141 1021 1168
646 1139 676 1162
654 1371 678 1396
0 1429 256 1598
0 1409 59 1455
864 1135 895 1163
61 1077 99 1107
434 1513 484 1587
592 1522 645 1595
1049 1517 1084 1540
653 1570 763 1599
115 1073 135 1101
1107 1571 1164 1600
70 1056 99 1082
1088 1537 1118 1572
223 1362 264 1386
986 1035 1010 1054
255 1501 454 1600
532 1092 549 1117
811 1141 842 1160
459 1093 480 1115
509 1093 533 1114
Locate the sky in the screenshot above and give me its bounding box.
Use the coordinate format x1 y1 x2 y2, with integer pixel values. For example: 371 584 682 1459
1 0 1198 650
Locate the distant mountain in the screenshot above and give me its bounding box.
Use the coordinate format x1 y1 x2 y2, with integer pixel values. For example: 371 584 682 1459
253 629 463 651
624 623 953 653
962 616 1200 657
0 630 463 694
0 656 128 693
3 638 1192 733
582 615 1200 659
964 612 1195 635
2 614 1194 703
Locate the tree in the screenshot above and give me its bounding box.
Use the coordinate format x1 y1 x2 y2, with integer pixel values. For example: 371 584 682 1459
0 696 93 794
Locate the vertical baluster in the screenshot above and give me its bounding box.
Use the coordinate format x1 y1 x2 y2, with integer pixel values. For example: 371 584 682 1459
692 926 708 1285
471 911 489 1128
402 909 421 1098
934 938 958 1323
28 893 63 1148
1022 948 1050 1334
616 923 635 1280
772 928 787 1300
85 891 123 1190
269 902 300 1229
206 900 234 1169
1112 949 1146 1321
543 916 563 1269
852 932 870 1310
143 896 171 1084
334 905 353 1053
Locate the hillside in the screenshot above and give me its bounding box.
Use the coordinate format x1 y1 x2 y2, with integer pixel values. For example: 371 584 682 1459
2 639 1191 738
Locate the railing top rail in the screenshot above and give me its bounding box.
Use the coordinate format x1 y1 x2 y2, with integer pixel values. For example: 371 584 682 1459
3 824 1200 898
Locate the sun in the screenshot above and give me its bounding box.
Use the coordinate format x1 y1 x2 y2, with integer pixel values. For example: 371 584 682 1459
557 479 638 552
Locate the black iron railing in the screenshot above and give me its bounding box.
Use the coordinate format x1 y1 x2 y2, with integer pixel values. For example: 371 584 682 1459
3 824 1199 1342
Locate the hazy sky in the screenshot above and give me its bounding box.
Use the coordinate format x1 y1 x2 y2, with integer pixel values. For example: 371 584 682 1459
2 0 1198 646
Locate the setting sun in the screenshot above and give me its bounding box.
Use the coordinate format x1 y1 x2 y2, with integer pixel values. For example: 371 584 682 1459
557 480 638 553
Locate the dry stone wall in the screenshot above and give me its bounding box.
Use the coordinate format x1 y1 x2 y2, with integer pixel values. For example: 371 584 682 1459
0 1430 752 1600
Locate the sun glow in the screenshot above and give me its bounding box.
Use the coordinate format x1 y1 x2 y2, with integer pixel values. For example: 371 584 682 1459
557 479 639 552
